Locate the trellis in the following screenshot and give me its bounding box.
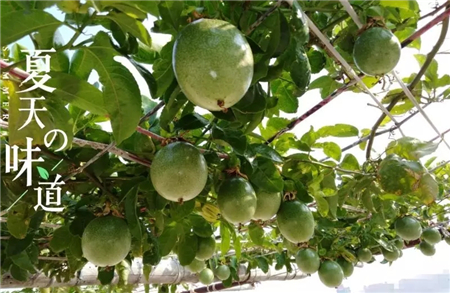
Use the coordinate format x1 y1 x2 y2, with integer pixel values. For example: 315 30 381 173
1 0 450 292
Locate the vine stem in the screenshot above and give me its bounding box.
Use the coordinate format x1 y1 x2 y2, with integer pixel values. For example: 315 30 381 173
320 104 431 161
136 126 165 141
245 0 281 35
365 13 450 159
418 1 450 21
266 7 450 146
39 147 115 198
61 142 116 182
138 101 164 125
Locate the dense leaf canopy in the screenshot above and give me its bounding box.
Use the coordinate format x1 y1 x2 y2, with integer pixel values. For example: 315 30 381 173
1 1 450 292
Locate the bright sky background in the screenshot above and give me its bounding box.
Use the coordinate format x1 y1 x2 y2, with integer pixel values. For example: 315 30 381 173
6 1 450 292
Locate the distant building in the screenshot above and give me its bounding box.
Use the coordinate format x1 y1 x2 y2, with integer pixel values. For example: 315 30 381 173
363 282 395 292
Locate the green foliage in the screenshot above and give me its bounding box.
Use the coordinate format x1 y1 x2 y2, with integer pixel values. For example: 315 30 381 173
1 1 449 292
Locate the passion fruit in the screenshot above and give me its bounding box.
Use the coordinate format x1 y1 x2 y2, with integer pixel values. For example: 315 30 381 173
150 142 208 202
173 19 254 111
81 216 131 267
295 248 320 274
353 27 401 76
215 265 231 281
356 248 372 263
217 177 257 224
195 236 216 261
395 216 422 241
199 268 214 285
422 228 441 244
277 201 315 243
318 260 344 288
252 190 282 221
419 241 436 256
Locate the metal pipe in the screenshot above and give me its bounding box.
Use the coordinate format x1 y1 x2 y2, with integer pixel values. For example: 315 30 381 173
0 257 308 289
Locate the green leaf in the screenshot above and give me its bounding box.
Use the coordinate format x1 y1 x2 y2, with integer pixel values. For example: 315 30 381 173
271 77 298 114
379 0 419 11
414 54 438 85
386 137 439 161
232 85 267 114
6 234 33 257
153 41 175 98
10 250 36 272
169 200 195 222
36 166 49 180
212 127 248 156
314 193 329 217
72 32 142 144
174 113 208 131
315 142 342 161
394 27 420 50
176 234 198 266
45 72 107 116
98 266 115 285
317 124 359 138
49 226 73 253
248 223 264 246
7 81 59 147
307 50 326 74
7 202 32 239
250 143 284 163
69 236 83 260
362 189 375 212
125 186 142 253
290 46 311 92
326 195 338 219
1 9 62 46
69 211 96 237
157 1 184 33
158 226 178 256
308 76 342 99
300 126 319 147
29 210 45 231
160 88 187 132
143 231 161 266
107 11 152 46
249 157 284 193
220 221 231 255
234 235 242 261
10 264 28 282
255 257 269 273
341 154 360 171
189 215 213 238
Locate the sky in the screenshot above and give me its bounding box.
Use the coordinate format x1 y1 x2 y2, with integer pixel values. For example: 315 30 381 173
4 0 450 292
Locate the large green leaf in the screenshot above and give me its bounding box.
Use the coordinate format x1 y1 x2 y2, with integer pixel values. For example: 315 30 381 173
1 9 63 46
308 76 343 99
176 234 198 266
46 72 107 116
386 137 439 161
249 157 284 193
71 32 142 144
106 11 152 46
7 202 32 240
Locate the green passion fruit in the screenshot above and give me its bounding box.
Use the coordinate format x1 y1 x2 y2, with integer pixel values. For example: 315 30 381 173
277 200 314 243
81 216 131 267
173 18 254 111
353 27 401 76
217 177 257 224
150 142 208 202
